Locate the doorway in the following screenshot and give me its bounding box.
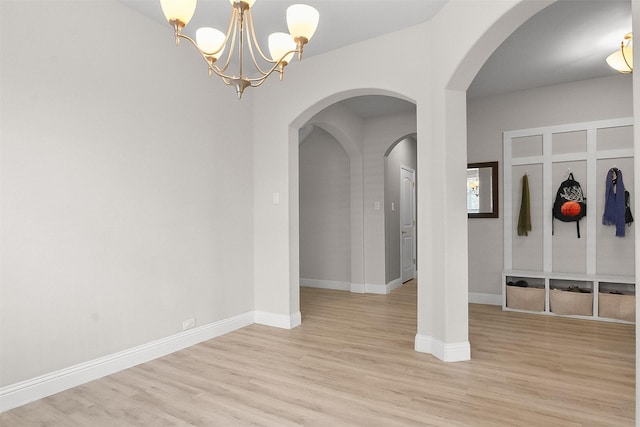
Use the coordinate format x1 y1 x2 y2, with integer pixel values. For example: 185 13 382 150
400 166 416 283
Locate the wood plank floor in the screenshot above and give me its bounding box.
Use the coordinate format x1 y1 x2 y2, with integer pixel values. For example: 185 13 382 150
2 280 635 426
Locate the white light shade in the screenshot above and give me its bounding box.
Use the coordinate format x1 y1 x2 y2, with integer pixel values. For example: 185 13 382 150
196 27 226 59
269 32 296 63
160 0 197 25
287 4 319 41
228 0 256 7
606 47 633 73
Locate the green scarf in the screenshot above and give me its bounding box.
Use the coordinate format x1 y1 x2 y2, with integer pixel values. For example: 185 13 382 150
517 174 532 236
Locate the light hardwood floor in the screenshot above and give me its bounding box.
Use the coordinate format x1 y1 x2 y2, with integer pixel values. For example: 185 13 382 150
1 280 635 426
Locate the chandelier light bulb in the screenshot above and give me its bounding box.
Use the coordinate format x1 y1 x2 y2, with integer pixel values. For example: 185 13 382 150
287 4 320 43
606 32 633 74
196 27 226 60
160 0 197 27
268 32 296 64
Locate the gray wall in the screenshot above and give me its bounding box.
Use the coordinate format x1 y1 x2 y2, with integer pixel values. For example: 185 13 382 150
1 1 254 386
299 127 351 284
385 137 417 283
467 74 633 298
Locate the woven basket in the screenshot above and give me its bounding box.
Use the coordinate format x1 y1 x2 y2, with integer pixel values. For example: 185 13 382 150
549 289 593 316
598 293 635 322
506 286 545 312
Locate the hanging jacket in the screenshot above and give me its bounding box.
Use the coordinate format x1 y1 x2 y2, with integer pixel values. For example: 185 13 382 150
602 167 633 237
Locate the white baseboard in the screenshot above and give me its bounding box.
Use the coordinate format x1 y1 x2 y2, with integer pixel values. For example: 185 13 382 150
0 311 254 413
351 283 365 293
386 278 403 293
300 278 405 295
300 278 350 291
365 283 388 294
414 334 471 362
469 292 502 306
254 310 301 329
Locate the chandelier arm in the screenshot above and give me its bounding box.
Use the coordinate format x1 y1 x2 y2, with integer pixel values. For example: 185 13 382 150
209 48 294 87
245 48 300 84
175 33 219 70
209 66 250 85
237 5 245 79
216 8 238 72
246 10 277 64
173 43 299 87
216 13 239 75
244 26 271 77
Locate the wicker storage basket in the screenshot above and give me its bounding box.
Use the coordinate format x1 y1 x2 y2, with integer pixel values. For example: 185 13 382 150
506 286 545 311
549 289 593 316
598 293 635 322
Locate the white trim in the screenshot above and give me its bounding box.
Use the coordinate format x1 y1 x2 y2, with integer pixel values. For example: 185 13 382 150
301 278 405 295
302 277 403 294
254 310 301 329
414 334 471 362
386 278 403 293
300 278 350 291
350 283 366 293
0 312 254 413
365 283 389 294
468 292 502 306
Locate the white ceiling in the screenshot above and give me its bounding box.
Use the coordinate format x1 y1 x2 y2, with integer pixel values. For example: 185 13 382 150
468 0 632 99
119 0 447 58
121 0 632 116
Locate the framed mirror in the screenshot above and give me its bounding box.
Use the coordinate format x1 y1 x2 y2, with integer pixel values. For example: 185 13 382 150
467 161 498 218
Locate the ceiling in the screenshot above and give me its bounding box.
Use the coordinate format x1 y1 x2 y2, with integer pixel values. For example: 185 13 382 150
119 0 447 59
120 0 632 116
468 0 632 99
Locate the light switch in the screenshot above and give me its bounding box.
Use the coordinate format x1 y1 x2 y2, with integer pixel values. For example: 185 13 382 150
374 201 380 210
272 192 280 205
391 202 395 211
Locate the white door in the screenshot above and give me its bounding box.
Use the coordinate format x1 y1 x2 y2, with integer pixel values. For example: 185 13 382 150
400 167 416 283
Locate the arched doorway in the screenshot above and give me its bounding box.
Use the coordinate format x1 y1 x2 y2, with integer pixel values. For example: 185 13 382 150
252 0 566 364
297 94 416 295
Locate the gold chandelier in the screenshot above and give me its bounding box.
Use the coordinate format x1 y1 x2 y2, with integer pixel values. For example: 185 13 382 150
606 32 633 74
160 0 319 98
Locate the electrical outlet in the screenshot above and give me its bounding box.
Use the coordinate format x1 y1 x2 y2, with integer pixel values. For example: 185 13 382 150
182 318 195 331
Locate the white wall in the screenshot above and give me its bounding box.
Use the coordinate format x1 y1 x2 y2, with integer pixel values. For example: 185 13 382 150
0 1 254 387
467 74 633 298
299 127 351 285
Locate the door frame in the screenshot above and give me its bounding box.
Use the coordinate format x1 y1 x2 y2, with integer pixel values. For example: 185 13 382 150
400 165 416 283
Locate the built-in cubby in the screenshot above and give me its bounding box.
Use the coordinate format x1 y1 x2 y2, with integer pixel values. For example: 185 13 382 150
502 118 635 324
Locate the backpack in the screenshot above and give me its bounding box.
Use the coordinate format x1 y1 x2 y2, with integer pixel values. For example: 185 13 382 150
552 173 587 238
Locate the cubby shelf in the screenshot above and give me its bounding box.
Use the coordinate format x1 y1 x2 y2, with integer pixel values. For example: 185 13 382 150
503 270 634 323
502 118 635 324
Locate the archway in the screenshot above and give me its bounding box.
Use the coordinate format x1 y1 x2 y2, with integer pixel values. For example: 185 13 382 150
251 0 561 363
296 93 417 296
